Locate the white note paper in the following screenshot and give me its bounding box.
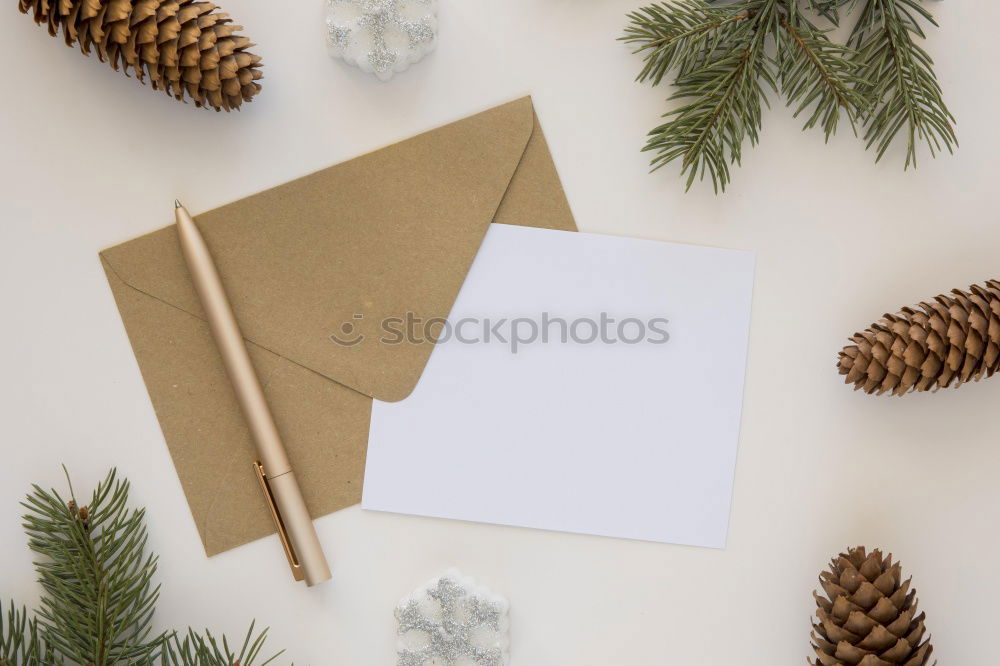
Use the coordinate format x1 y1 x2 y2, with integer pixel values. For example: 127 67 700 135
362 224 755 548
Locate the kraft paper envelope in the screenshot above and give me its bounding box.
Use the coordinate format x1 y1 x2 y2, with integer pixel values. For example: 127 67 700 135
100 97 576 556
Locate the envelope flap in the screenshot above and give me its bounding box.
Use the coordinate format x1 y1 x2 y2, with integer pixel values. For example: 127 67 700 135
101 97 537 402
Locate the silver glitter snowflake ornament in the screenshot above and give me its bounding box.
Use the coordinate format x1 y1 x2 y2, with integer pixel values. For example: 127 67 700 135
396 570 510 666
325 0 437 81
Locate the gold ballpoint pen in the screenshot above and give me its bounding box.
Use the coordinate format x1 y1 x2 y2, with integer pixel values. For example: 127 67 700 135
174 200 332 586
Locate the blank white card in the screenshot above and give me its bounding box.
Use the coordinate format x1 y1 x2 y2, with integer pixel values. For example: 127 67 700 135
363 224 755 548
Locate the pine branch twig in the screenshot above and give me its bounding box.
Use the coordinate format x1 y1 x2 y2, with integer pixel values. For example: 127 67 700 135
22 468 164 666
622 0 754 84
637 0 781 192
0 601 52 666
13 468 286 666
624 0 957 192
849 0 957 167
162 624 284 666
807 0 855 25
777 6 867 139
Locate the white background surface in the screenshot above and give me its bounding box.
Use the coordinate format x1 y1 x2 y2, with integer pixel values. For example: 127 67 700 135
1 1 998 664
366 225 754 548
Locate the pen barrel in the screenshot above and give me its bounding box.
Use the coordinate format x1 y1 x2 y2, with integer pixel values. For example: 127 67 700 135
176 205 332 585
268 471 332 586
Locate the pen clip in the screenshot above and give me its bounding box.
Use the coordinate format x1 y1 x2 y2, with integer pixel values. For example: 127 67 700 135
253 461 304 582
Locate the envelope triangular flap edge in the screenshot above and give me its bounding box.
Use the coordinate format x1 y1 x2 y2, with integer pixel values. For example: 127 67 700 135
100 97 557 402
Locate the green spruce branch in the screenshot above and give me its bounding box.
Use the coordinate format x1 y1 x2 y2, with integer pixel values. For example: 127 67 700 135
777 6 867 139
623 0 956 192
848 0 957 167
1 602 53 666
161 625 281 666
633 0 781 191
808 0 854 25
24 470 163 665
2 469 286 666
623 0 756 84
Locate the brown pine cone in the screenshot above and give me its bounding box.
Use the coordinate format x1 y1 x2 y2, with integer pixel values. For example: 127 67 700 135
17 0 263 111
839 279 1000 395
811 547 934 666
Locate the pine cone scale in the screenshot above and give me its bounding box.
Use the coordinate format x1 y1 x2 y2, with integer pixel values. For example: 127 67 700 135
131 1 155 25
881 639 911 662
855 654 892 666
106 0 129 23
884 607 912 635
846 611 878 638
19 0 262 110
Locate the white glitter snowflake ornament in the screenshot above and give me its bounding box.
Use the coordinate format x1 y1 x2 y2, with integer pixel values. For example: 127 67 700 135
325 0 437 81
395 570 510 666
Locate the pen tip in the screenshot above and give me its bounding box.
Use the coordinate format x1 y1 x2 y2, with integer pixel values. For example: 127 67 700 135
174 199 182 209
